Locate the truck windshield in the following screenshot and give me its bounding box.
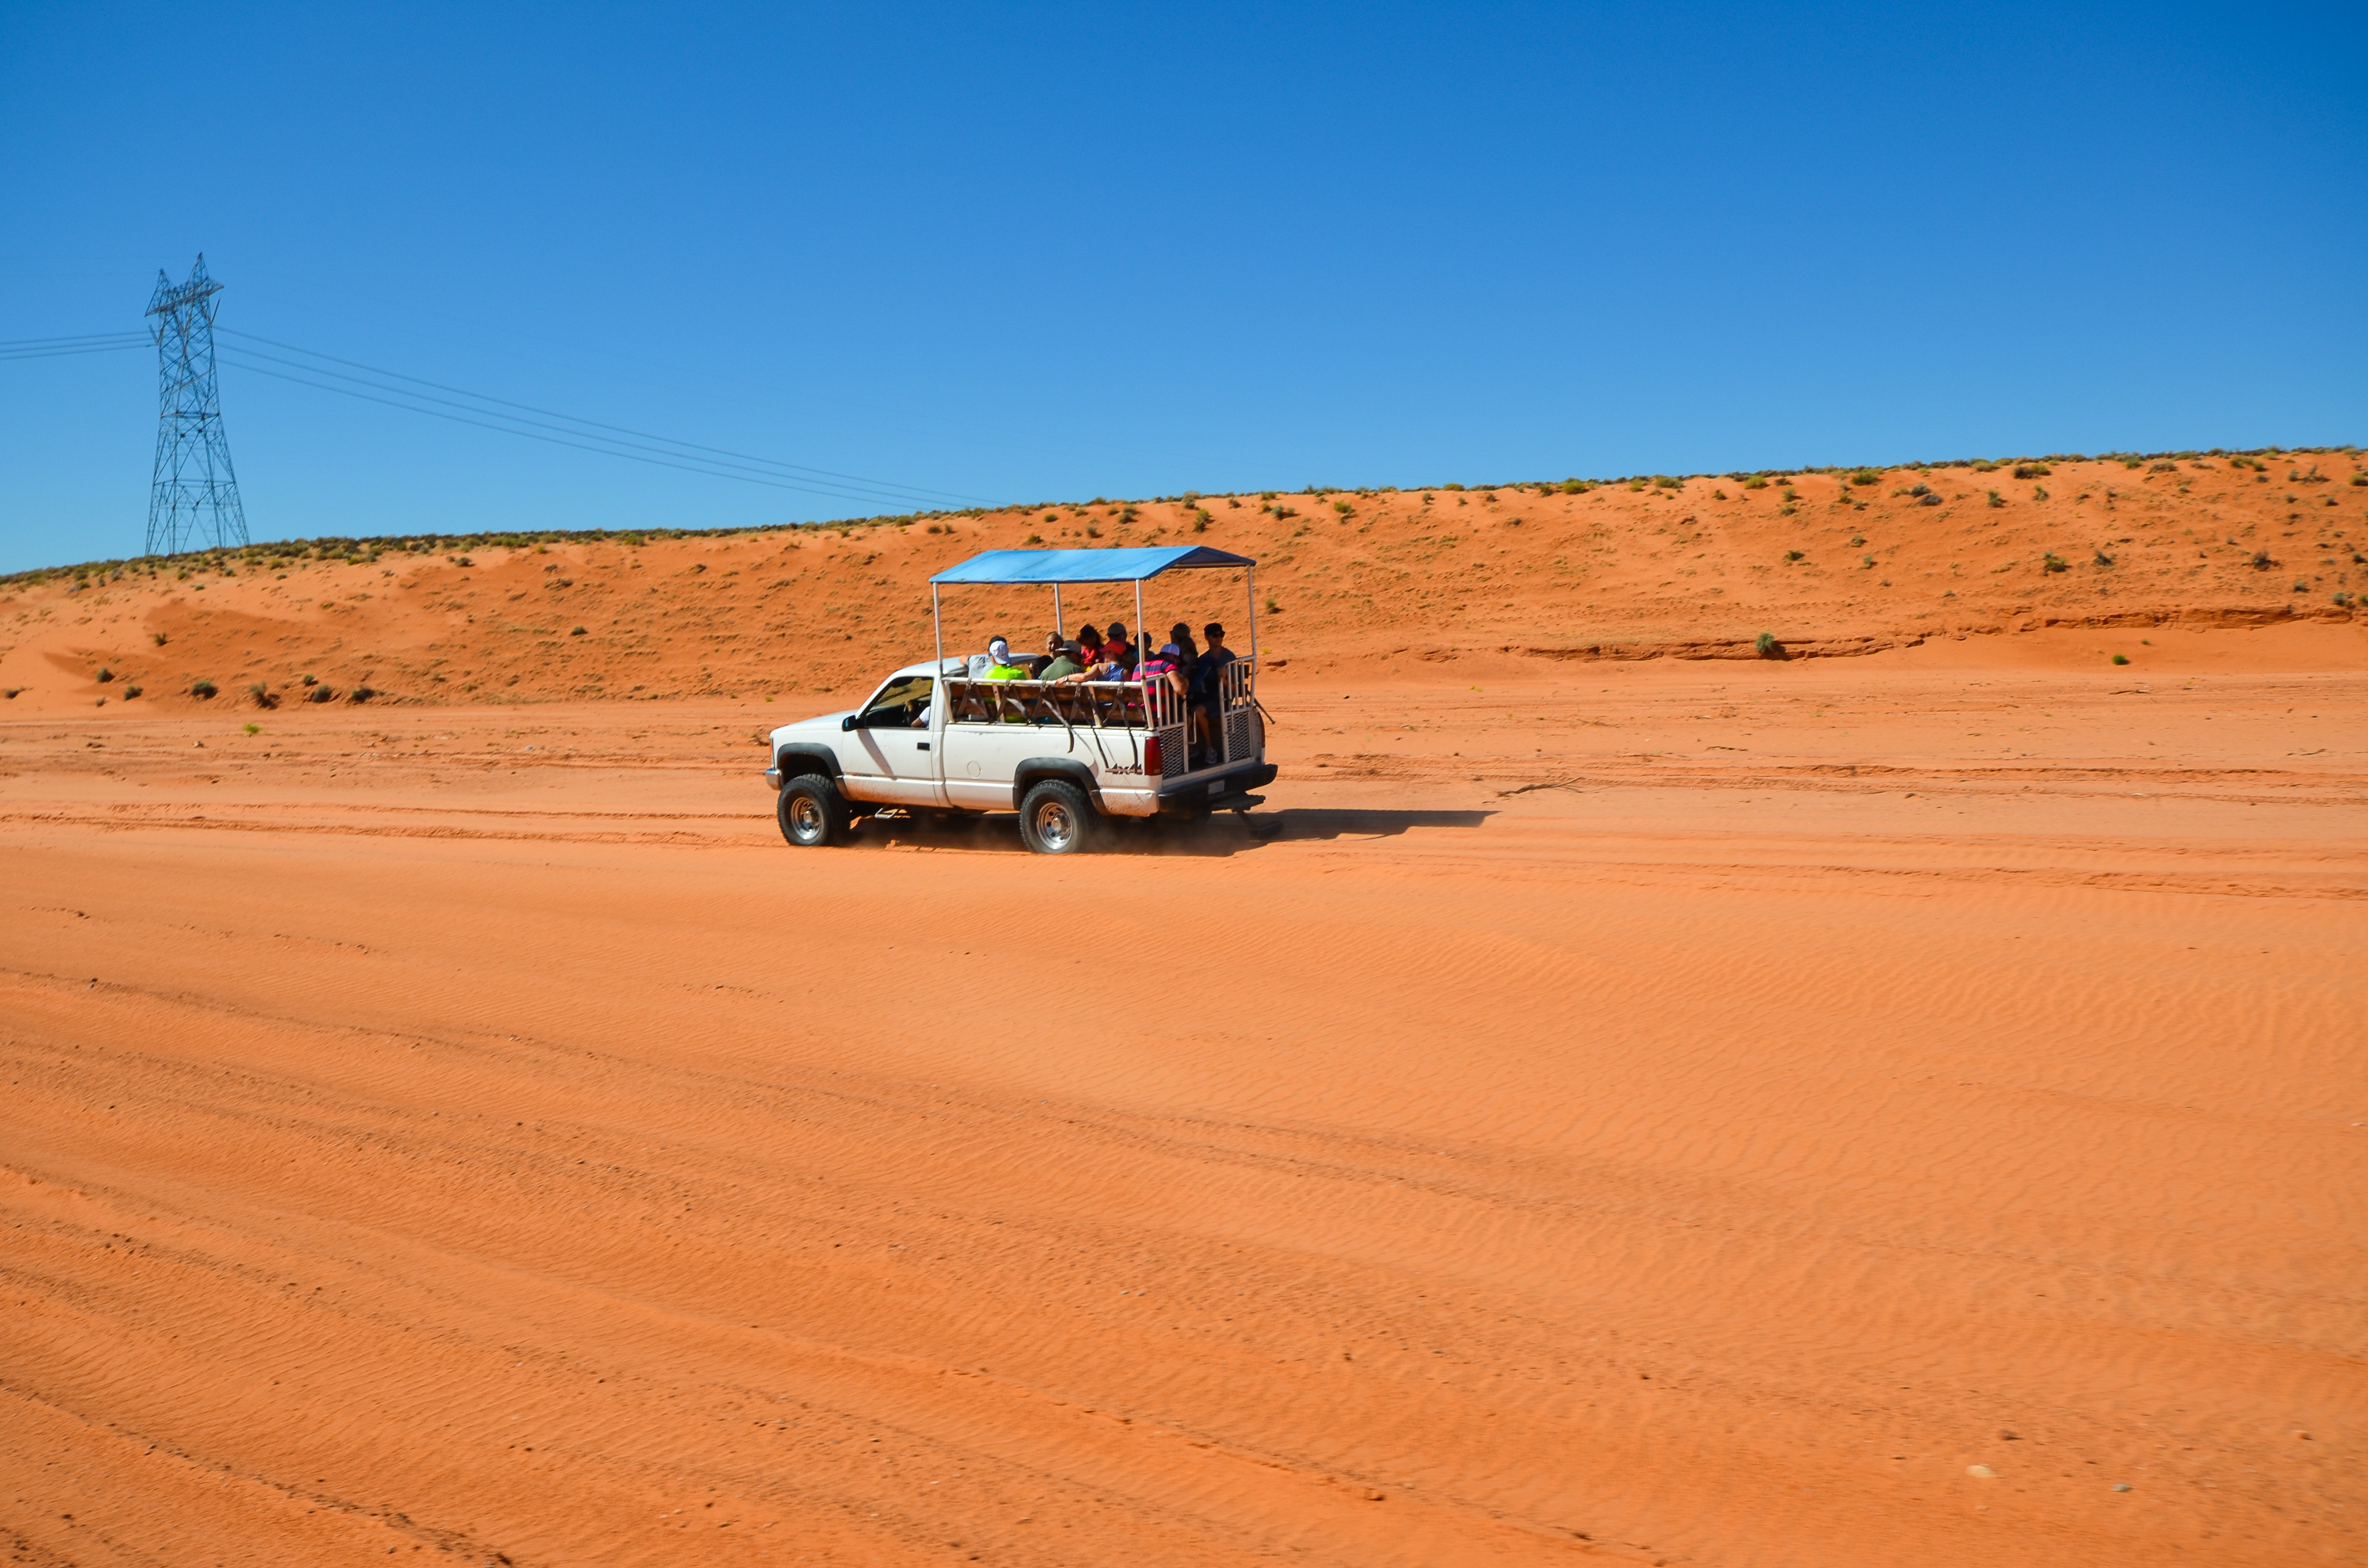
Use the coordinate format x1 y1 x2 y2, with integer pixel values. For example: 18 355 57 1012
857 674 933 728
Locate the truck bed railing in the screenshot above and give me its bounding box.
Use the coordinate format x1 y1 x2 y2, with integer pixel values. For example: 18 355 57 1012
942 663 1259 774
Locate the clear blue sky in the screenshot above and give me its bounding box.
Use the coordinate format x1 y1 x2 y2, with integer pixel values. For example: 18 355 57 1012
2 1 2361 572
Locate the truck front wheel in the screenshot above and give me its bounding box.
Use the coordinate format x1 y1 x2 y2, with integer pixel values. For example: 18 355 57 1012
777 775 850 847
1019 779 1097 855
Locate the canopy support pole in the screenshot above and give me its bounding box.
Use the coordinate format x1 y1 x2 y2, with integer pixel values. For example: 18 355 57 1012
1134 580 1145 654
1245 566 1258 665
1053 584 1062 636
932 584 943 670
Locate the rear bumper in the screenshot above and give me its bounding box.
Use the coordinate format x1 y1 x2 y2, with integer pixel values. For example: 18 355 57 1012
1157 761 1276 813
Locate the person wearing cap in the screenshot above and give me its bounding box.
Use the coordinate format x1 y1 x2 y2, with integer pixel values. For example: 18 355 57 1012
1038 630 1085 683
982 637 1027 680
1098 622 1136 675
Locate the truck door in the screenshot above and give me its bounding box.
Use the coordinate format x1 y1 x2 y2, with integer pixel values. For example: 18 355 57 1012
844 675 945 807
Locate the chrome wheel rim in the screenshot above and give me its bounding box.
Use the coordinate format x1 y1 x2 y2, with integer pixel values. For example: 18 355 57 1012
1036 800 1076 851
789 795 824 842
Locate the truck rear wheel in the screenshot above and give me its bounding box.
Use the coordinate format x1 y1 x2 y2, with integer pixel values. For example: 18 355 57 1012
777 775 850 847
1019 779 1096 855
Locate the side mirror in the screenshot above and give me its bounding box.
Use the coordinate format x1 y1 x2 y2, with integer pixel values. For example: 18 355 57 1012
841 713 859 731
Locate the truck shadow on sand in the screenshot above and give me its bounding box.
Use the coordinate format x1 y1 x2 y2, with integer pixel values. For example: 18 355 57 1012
851 808 1494 858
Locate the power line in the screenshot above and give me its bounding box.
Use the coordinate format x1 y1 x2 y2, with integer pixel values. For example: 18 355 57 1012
9 312 988 516
0 331 148 348
219 357 927 506
213 340 959 510
215 328 981 509
0 340 147 362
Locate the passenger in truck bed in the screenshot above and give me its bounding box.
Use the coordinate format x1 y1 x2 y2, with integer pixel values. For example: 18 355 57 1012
1038 632 1085 683
1099 623 1136 673
1050 624 1105 683
1191 623 1237 754
1137 642 1188 698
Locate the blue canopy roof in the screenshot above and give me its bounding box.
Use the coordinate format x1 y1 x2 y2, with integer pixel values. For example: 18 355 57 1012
929 546 1255 585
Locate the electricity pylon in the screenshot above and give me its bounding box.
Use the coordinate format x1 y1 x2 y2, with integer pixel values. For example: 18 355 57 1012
146 255 247 555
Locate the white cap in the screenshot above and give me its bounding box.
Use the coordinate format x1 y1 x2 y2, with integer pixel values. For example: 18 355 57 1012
987 637 1011 662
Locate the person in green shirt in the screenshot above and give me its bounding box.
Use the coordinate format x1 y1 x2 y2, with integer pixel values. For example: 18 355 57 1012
981 637 1027 680
1037 630 1085 682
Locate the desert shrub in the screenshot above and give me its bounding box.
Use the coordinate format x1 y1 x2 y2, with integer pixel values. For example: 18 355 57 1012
1986 490 2005 507
2043 554 2069 573
1778 504 1797 516
1025 534 1043 544
2013 463 2051 479
1784 549 1804 563
248 681 278 708
570 625 587 635
243 722 260 735
2094 550 2116 566
2032 486 2049 502
1849 469 1882 487
1918 490 1943 506
1193 514 1209 533
301 673 317 686
1085 525 1102 538
1559 479 1590 493
1263 596 1280 614
1743 476 1768 490
349 686 377 703
1755 631 1777 657
1971 460 1998 472
152 631 168 646
306 684 334 703
124 684 142 698
191 679 217 699
2 688 17 699
2111 653 2130 665
95 667 113 683
2351 474 2367 487
2251 551 2275 569
1333 500 1354 516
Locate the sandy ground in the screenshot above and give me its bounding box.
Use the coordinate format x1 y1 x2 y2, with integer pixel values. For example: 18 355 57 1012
4 631 2364 1566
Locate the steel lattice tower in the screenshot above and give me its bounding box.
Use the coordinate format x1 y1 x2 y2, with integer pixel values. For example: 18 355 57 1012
145 254 247 555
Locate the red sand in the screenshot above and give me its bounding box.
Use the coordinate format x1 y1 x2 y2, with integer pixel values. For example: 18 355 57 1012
3 456 2365 1566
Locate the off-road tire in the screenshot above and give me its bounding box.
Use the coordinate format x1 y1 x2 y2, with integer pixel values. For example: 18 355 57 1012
777 774 850 847
1018 779 1097 855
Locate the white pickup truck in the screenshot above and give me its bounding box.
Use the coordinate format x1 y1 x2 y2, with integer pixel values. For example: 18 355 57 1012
762 545 1277 854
